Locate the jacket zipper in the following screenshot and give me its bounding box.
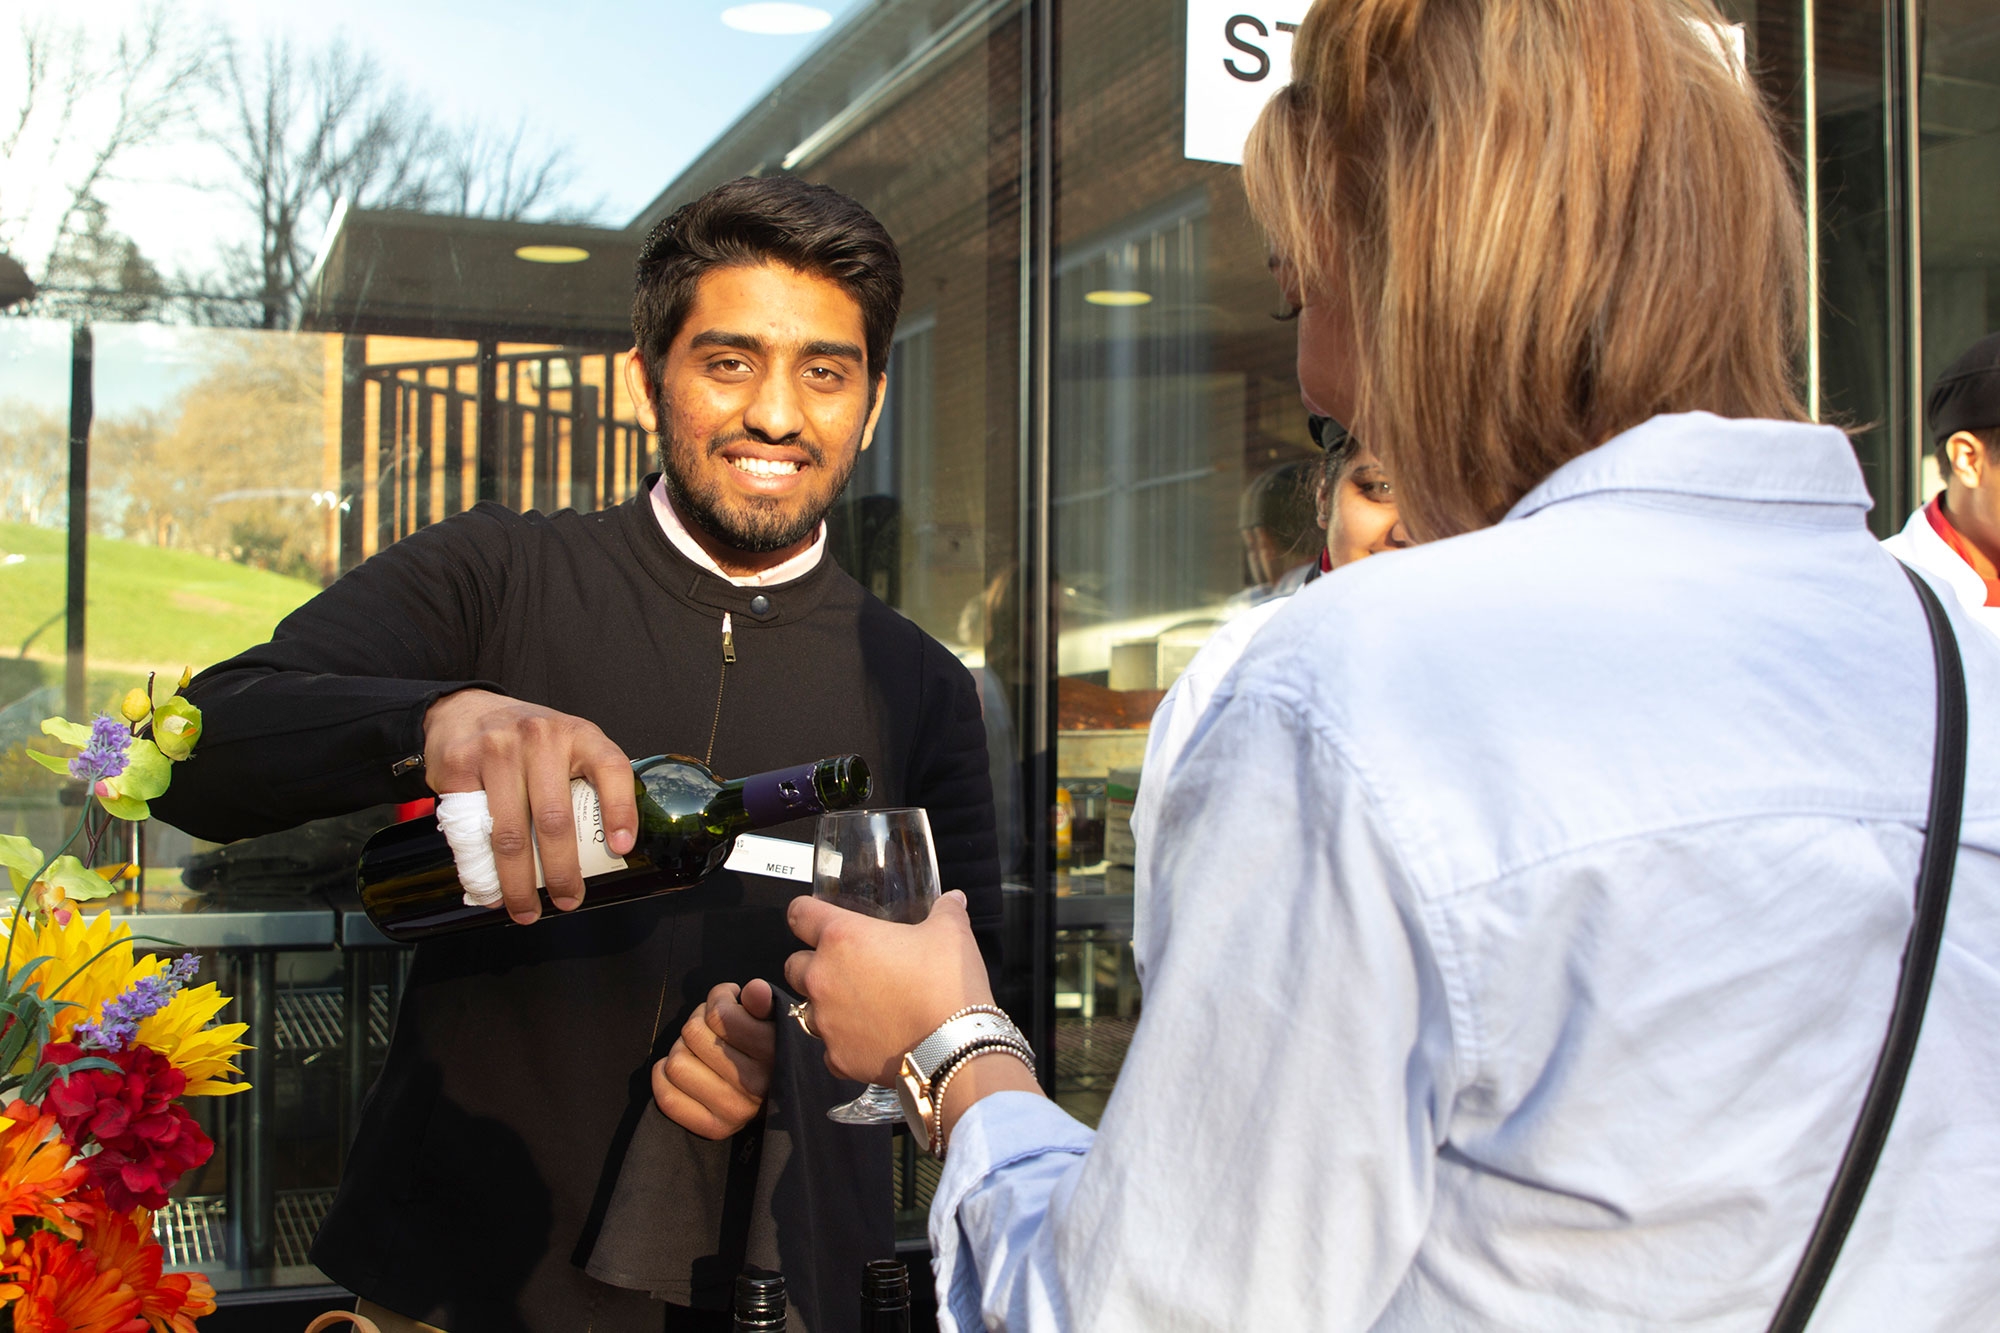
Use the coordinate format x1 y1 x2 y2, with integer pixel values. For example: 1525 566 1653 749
704 612 733 766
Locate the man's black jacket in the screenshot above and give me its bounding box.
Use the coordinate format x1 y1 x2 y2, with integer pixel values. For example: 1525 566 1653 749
153 487 1002 1331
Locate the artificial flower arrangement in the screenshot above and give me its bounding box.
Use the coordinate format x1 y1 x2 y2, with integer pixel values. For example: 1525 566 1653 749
0 672 247 1331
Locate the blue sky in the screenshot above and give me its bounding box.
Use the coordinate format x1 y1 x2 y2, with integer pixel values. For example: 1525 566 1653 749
1 1 865 415
7 0 864 277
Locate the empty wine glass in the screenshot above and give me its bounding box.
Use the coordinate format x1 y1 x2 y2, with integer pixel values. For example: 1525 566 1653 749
812 807 939 1124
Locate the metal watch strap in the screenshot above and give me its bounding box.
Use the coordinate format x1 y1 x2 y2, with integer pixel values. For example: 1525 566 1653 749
907 1012 1024 1081
1767 564 1966 1332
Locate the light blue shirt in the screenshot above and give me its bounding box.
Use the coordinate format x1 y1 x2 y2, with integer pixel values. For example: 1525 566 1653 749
930 413 2000 1331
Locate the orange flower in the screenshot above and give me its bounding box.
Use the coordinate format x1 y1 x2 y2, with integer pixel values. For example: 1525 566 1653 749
0 1100 88 1239
78 1203 217 1333
2 1228 145 1332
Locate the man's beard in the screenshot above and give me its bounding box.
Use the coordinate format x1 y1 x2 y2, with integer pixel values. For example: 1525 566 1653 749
658 422 858 555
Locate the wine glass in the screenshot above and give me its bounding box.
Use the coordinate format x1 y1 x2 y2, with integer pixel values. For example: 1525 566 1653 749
811 807 940 1124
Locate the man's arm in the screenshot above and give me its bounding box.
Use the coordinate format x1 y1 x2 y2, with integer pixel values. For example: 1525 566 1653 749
915 635 1005 969
151 505 638 921
152 506 518 841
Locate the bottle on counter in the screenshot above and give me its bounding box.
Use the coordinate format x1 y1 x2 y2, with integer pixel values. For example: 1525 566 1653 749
734 1267 788 1332
860 1257 912 1333
357 753 871 942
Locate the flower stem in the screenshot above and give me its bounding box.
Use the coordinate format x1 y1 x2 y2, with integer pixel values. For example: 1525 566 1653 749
2 801 92 982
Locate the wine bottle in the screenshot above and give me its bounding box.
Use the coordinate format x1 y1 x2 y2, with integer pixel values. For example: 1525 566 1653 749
733 1267 788 1332
860 1257 912 1333
357 753 870 942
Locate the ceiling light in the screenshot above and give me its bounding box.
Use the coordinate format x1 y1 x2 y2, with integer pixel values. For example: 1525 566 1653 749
722 3 833 35
1085 290 1153 307
514 245 591 264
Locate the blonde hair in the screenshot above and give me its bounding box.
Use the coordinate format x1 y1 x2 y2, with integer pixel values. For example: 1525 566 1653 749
1244 0 1808 542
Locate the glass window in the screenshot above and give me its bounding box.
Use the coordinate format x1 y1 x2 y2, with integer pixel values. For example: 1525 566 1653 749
1921 0 2000 497
1050 0 1315 1127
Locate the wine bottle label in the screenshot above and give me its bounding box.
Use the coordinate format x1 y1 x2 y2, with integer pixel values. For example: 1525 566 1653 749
531 778 630 889
722 834 814 883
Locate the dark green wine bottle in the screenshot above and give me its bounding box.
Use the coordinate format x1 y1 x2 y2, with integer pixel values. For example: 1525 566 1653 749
357 753 870 942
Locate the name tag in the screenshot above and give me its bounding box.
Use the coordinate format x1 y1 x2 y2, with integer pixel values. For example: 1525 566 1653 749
723 834 814 883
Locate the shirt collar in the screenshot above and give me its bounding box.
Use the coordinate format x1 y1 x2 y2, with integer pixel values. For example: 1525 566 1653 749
1925 495 2000 607
649 476 827 588
1507 412 1873 524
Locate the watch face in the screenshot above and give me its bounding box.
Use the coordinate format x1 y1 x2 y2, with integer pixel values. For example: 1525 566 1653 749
897 1055 935 1152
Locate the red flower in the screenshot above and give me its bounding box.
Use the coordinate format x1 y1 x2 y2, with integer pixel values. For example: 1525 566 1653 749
41 1043 213 1213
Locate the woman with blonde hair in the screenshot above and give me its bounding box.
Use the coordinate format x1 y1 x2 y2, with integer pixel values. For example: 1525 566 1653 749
767 0 2000 1327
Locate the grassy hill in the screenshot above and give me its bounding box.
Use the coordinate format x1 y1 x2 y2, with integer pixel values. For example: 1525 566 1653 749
0 520 324 704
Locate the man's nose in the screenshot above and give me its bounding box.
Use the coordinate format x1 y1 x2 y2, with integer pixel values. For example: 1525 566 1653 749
742 370 806 443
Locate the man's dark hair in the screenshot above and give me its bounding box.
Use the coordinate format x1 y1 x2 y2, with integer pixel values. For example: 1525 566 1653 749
631 176 904 405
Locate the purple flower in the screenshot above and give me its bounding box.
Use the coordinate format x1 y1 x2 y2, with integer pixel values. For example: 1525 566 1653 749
67 713 132 784
75 953 202 1052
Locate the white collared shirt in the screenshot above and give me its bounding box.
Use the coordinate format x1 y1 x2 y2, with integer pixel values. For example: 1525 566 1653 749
649 477 826 587
1881 503 2000 642
931 412 2000 1331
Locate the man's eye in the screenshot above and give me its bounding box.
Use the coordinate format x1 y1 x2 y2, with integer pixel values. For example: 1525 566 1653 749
711 358 750 373
804 366 842 383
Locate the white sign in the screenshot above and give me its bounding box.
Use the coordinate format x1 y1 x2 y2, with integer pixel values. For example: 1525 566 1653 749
723 834 815 883
1184 2 1312 166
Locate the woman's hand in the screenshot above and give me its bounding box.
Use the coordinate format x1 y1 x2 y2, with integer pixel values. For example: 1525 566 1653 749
785 890 993 1084
652 980 777 1139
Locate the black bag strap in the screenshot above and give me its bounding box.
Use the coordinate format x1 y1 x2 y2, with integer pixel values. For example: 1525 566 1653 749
1767 564 1968 1333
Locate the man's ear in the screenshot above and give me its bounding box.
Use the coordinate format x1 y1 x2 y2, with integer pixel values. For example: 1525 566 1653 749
858 373 889 453
624 349 661 433
1945 430 1987 490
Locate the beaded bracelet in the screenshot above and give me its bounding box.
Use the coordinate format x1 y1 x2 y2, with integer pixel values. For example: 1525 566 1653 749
930 1040 1036 1160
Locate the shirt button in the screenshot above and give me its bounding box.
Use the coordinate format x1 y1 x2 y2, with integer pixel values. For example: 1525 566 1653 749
749 594 771 617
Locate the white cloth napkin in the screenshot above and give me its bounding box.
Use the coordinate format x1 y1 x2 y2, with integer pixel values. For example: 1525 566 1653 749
435 791 505 906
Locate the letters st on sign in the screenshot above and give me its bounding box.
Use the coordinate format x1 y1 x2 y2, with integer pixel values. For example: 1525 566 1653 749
1184 3 1311 166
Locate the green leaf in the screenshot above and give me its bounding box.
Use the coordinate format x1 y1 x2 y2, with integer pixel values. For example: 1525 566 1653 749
39 717 90 748
42 856 117 903
111 738 171 802
24 750 71 777
0 836 44 893
4 957 54 993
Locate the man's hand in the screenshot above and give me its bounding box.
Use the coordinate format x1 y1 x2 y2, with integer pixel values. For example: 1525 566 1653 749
653 980 777 1139
422 689 637 924
784 890 994 1086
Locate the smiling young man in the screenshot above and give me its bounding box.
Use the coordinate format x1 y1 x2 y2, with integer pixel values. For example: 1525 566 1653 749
152 177 1001 1333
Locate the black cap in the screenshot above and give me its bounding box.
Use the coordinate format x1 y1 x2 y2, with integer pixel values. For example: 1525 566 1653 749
861 1258 910 1309
735 1269 787 1329
1927 332 2000 442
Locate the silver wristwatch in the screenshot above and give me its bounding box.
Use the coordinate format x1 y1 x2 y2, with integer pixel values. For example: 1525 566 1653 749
896 1008 1030 1156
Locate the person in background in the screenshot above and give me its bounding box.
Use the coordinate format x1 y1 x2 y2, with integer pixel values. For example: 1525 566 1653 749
771 0 2000 1327
1129 415 1408 983
1882 331 2000 639
1236 457 1323 600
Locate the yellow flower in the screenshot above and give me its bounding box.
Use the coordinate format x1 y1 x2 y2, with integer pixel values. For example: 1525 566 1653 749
119 690 151 724
2 912 136 1058
133 984 248 1097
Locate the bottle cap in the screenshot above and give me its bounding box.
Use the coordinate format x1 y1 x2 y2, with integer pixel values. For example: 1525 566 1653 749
861 1258 909 1308
735 1268 787 1325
